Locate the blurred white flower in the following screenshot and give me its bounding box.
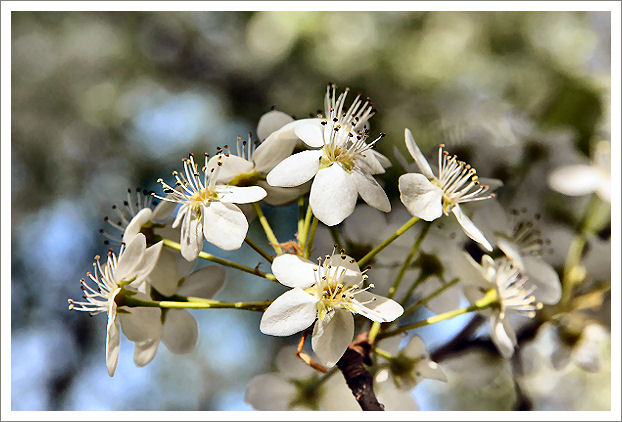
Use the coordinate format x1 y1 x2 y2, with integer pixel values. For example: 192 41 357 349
462 255 542 358
473 201 562 305
128 265 226 368
266 85 391 226
68 233 162 376
398 128 496 251
375 335 447 391
156 153 266 260
244 346 360 410
548 140 610 202
260 253 403 366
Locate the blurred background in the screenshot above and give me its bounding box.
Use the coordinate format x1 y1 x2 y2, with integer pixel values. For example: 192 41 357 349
11 11 611 410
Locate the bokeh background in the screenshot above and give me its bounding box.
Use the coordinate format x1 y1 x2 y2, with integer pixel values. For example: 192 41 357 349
11 11 611 410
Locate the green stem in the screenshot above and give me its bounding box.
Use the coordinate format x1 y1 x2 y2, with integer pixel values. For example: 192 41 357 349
118 294 271 311
373 347 393 360
162 238 277 282
388 223 431 299
252 202 283 255
244 237 274 263
399 273 429 306
305 217 319 258
401 277 461 317
378 289 496 340
298 196 306 237
357 216 420 267
299 203 314 252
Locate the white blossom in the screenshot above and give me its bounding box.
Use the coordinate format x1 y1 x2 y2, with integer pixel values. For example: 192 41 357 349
548 140 610 202
206 134 310 206
266 85 391 226
473 201 562 305
375 335 447 391
68 233 162 376
260 252 403 366
128 265 226 368
155 153 266 261
398 128 496 251
462 255 543 358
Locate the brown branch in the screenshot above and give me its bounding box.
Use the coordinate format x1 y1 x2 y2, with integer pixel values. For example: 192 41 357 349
336 332 384 411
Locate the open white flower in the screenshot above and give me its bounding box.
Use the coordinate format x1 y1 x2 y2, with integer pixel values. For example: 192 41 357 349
155 153 266 261
376 335 447 391
128 265 226 368
68 233 162 376
473 201 562 305
548 140 610 202
398 128 496 251
206 135 310 206
260 253 403 366
462 255 543 358
266 85 391 226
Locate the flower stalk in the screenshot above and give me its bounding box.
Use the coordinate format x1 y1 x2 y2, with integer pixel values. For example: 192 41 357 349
357 216 421 267
117 292 271 311
253 202 283 255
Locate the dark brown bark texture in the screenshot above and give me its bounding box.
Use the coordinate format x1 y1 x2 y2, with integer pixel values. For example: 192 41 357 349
336 333 385 411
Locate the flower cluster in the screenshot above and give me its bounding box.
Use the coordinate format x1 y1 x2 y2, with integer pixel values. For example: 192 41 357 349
68 82 576 410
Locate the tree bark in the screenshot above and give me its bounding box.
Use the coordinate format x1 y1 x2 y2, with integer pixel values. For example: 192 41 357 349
336 332 385 411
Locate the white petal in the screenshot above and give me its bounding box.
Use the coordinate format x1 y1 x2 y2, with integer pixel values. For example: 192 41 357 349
133 338 159 367
147 247 195 297
596 176 610 202
294 122 325 148
472 199 509 241
176 266 226 298
162 309 198 354
371 150 392 169
151 198 178 222
252 118 320 173
548 164 602 197
106 289 121 377
259 180 311 206
327 253 361 274
352 171 391 212
403 335 427 359
377 336 402 356
216 185 267 204
260 288 318 337
398 173 443 221
404 128 434 179
257 110 295 141
266 150 322 187
271 254 318 289
123 208 153 243
497 238 525 269
202 202 248 251
452 205 493 251
415 360 447 382
477 177 504 193
310 164 357 226
490 314 515 358
180 212 202 261
342 205 387 246
244 374 296 411
311 309 354 367
356 152 386 175
350 292 404 322
207 154 255 184
119 305 162 342
523 256 562 305
133 240 163 284
114 233 147 281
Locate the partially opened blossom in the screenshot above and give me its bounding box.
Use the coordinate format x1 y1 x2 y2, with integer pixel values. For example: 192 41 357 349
462 254 543 358
375 335 447 391
548 140 610 202
68 233 162 376
155 153 266 261
473 201 561 305
266 85 391 226
127 265 226 368
260 252 403 366
398 128 496 251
